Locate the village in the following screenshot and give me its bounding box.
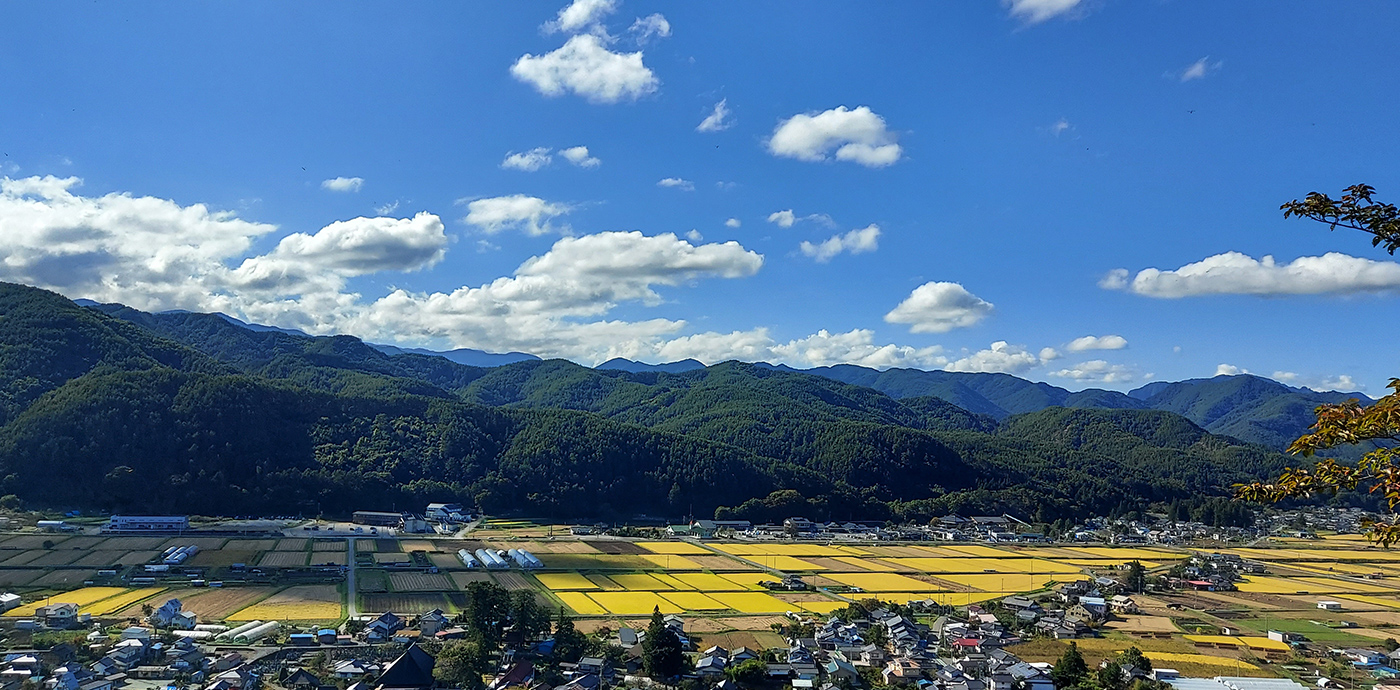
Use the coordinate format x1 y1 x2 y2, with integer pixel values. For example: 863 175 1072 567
0 506 1392 690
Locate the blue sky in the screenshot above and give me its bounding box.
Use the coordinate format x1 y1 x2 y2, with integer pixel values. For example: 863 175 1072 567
1 0 1397 391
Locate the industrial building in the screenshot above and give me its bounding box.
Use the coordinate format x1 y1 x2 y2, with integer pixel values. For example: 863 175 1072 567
104 515 190 532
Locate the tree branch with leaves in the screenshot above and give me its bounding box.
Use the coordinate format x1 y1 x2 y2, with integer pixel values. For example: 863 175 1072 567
1235 185 1400 544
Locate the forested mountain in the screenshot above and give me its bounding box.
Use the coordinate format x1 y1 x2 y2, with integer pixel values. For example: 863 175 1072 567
0 282 1303 521
802 363 1368 452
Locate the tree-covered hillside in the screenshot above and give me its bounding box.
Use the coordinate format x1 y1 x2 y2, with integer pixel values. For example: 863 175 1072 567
0 282 1298 521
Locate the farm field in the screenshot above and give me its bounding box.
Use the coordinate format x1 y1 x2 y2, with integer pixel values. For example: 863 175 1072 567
227 585 342 621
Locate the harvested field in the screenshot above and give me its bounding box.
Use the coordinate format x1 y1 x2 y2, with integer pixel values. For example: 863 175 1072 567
0 570 42 586
449 572 494 589
389 572 455 592
29 550 85 567
117 551 159 566
399 540 438 552
375 540 401 552
103 537 167 549
310 553 347 566
227 584 342 621
712 615 786 631
700 631 786 650
797 600 849 615
590 542 649 555
1104 615 1181 633
312 540 347 551
30 570 97 587
275 539 308 551
803 557 874 572
189 550 260 568
3 536 66 549
357 570 390 594
227 539 279 551
159 538 228 550
824 572 943 592
373 553 410 564
935 573 1056 592
57 537 108 549
493 572 533 590
429 553 464 570
689 556 752 570
640 554 702 570
774 592 842 603
362 593 449 615
258 551 308 567
587 574 623 590
71 550 133 567
536 554 652 570
0 551 44 566
355 539 378 552
742 555 825 571
636 541 709 555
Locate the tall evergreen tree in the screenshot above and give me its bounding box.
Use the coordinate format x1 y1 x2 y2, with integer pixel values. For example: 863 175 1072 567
1052 642 1089 688
552 608 587 663
642 608 684 680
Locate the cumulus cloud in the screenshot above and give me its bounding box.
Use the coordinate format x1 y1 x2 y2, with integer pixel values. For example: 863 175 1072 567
884 281 994 333
685 229 703 242
232 213 447 295
1216 363 1248 376
629 13 671 42
697 99 734 133
800 224 880 262
1105 252 1400 297
767 106 903 167
946 341 1042 374
559 146 601 168
1004 0 1085 24
543 0 616 35
767 210 796 228
461 194 572 236
724 218 741 228
321 177 364 193
1273 371 1363 392
657 178 695 191
501 148 554 172
1050 359 1138 384
1175 56 1223 82
1065 334 1128 352
772 329 947 369
511 34 658 104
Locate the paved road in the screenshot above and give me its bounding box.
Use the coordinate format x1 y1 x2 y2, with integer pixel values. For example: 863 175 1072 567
345 536 359 618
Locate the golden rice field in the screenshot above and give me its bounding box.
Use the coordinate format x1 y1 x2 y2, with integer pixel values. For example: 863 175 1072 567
936 573 1057 592
1339 594 1400 609
226 585 342 621
588 591 684 615
878 557 1080 574
824 572 942 592
706 591 794 613
83 588 166 615
832 556 897 571
555 591 608 615
609 573 682 591
672 573 743 590
1144 652 1260 670
660 592 729 610
536 572 598 590
3 586 128 616
739 555 825 571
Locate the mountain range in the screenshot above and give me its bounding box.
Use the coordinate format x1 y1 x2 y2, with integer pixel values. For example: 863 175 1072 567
0 281 1359 521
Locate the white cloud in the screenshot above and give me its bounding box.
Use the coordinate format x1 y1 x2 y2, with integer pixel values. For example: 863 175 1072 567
1272 371 1363 392
376 200 401 215
1004 0 1085 24
1098 268 1129 289
559 146 601 168
1215 363 1248 376
657 177 695 191
511 34 658 104
697 99 734 133
543 0 616 35
1107 252 1400 298
1065 334 1128 352
767 106 903 167
724 218 741 228
629 13 671 43
946 341 1042 374
1176 56 1222 82
685 230 703 243
1050 359 1138 384
766 209 834 229
771 329 947 369
1039 347 1062 362
320 177 364 193
232 213 447 293
1049 118 1072 136
884 281 994 333
800 224 880 262
461 194 572 236
501 148 554 172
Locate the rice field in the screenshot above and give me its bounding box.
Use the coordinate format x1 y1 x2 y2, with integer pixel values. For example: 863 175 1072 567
1183 635 1289 651
555 591 609 615
706 591 794 613
588 591 685 615
824 572 943 592
226 585 342 621
3 586 127 616
935 573 1057 592
537 572 599 590
640 554 703 570
83 588 166 615
672 573 743 590
637 541 710 555
660 592 729 610
609 573 681 590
